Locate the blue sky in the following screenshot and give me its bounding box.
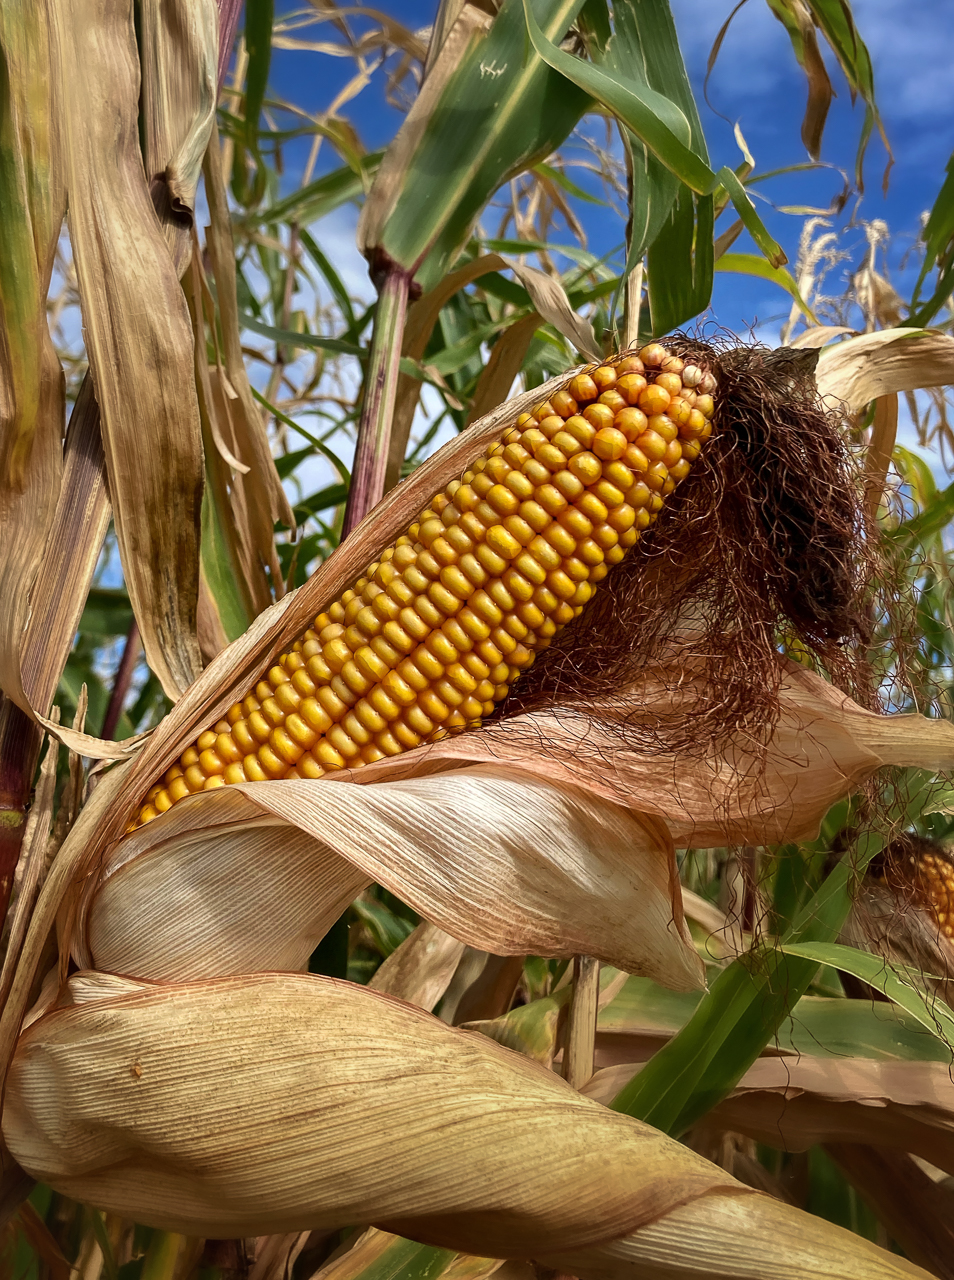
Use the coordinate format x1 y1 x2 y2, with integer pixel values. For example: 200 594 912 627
263 0 954 336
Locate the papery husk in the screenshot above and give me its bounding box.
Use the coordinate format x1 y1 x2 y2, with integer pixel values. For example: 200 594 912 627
815 329 954 415
335 657 954 847
542 1190 928 1279
76 766 702 991
2 972 929 1279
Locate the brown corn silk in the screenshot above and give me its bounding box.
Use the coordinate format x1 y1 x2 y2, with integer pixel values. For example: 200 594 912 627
132 342 715 826
132 336 876 829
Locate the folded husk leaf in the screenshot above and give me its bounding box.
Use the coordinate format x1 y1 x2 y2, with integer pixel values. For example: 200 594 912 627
542 1190 928 1279
3 972 929 1278
815 329 954 415
4 970 737 1244
77 765 702 990
335 658 954 847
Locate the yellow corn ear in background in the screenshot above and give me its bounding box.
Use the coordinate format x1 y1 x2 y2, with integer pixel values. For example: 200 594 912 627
133 345 716 828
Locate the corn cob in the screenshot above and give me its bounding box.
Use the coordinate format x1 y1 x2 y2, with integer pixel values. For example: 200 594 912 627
874 842 954 941
917 851 954 939
132 346 716 829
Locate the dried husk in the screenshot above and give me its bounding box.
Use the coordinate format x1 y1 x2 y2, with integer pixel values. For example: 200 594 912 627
815 329 954 415
2 972 930 1279
75 765 702 990
332 658 954 847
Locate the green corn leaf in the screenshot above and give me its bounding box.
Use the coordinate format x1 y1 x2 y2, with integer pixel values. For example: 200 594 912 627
646 187 714 335
240 312 364 357
716 252 817 320
367 0 592 291
600 978 953 1063
522 0 785 274
610 829 887 1135
907 149 954 327
242 152 382 227
782 942 954 1045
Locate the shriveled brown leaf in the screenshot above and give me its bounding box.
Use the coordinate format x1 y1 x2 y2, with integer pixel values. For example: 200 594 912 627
139 0 218 271
53 0 204 698
0 0 68 714
203 125 293 587
583 1056 954 1177
0 727 58 1009
467 313 542 426
369 920 466 1011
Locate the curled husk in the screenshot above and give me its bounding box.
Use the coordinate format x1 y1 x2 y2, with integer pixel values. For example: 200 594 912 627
2 972 930 1279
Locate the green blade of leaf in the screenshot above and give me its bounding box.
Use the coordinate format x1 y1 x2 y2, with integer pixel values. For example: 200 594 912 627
372 0 592 289
610 830 887 1134
782 942 954 1044
240 312 364 357
716 252 815 319
715 166 786 268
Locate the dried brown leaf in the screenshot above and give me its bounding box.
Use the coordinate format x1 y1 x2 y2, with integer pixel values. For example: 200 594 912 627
466 313 541 426
53 0 204 697
368 920 466 1011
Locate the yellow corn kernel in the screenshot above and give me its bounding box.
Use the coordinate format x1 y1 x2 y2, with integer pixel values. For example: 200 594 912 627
130 349 715 828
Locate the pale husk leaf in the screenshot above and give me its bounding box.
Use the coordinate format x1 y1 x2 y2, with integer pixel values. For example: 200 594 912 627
337 658 954 847
544 1190 929 1279
4 972 930 1278
76 788 366 979
4 971 737 1247
815 329 954 415
52 0 204 698
79 766 702 989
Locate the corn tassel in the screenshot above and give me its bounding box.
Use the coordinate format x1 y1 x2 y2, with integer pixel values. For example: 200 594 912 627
133 345 715 829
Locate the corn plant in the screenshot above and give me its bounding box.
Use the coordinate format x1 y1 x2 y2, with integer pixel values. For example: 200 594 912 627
2 2 954 1279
